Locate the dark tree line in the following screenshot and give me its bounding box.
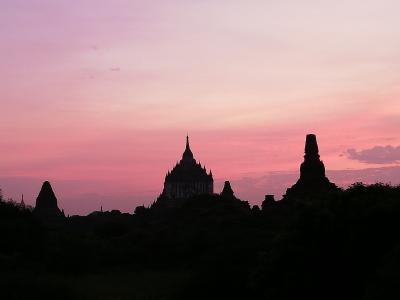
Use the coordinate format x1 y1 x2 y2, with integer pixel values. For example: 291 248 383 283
1 183 400 300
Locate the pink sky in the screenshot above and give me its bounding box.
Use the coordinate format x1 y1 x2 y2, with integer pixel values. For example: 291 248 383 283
1 1 400 215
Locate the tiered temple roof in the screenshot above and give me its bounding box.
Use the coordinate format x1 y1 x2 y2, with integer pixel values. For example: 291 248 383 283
162 136 213 199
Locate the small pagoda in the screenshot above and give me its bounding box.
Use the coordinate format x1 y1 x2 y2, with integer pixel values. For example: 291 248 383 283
34 181 64 220
284 134 339 199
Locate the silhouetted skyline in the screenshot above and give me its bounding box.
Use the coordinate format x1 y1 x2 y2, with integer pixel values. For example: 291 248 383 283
3 133 396 217
1 2 400 298
1 132 400 215
1 1 399 214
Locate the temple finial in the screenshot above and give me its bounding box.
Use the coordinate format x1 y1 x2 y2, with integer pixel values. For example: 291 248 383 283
305 134 319 159
221 181 234 198
182 134 194 161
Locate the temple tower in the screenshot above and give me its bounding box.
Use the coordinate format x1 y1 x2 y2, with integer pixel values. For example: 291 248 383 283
34 181 64 219
284 134 338 199
221 181 235 198
300 134 326 181
162 136 214 200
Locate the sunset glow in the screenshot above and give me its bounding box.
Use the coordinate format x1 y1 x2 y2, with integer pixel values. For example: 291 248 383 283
1 1 400 214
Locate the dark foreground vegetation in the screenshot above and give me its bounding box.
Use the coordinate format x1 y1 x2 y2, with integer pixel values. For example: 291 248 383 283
1 183 400 300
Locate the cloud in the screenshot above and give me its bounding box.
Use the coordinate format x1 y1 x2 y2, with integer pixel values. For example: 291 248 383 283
328 166 400 186
346 145 400 164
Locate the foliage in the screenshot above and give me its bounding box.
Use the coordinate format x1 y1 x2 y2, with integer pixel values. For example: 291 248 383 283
1 184 400 299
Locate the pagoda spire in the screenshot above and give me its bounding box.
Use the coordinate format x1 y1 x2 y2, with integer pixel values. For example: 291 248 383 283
300 134 325 179
221 181 234 198
186 134 190 150
283 133 339 200
182 134 194 161
33 181 64 219
304 134 320 160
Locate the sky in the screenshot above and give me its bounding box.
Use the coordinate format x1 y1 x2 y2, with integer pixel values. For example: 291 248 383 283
0 0 399 215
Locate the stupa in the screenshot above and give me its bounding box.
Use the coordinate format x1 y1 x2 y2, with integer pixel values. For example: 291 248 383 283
34 181 64 219
284 134 338 199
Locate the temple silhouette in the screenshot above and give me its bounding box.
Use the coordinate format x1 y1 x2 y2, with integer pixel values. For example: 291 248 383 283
4 133 398 300
163 135 213 199
33 181 64 220
283 134 339 199
29 133 340 213
220 181 235 199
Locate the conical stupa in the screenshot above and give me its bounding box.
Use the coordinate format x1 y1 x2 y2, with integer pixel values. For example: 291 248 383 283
221 181 235 198
284 134 338 199
34 181 64 220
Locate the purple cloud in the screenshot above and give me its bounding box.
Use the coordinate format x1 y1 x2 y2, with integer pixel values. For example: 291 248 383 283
347 145 400 164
